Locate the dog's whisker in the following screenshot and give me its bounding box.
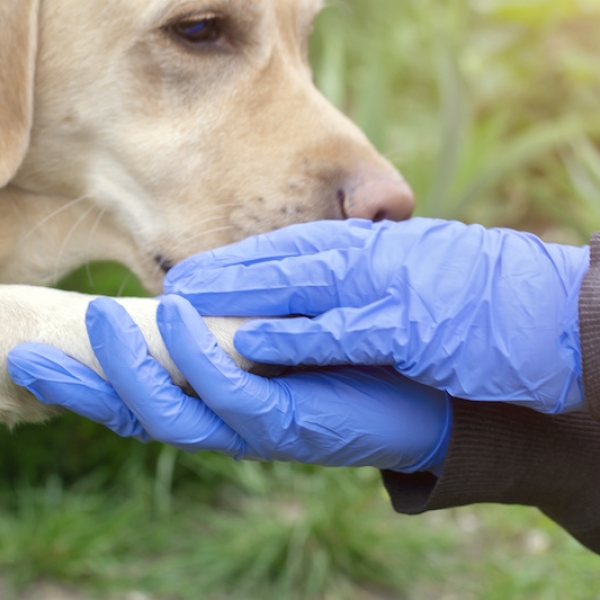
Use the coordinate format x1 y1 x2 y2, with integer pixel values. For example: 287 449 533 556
171 225 236 255
85 207 107 257
116 272 133 298
22 196 89 241
173 224 236 249
83 207 107 288
53 204 97 284
169 206 241 239
172 214 232 239
85 208 106 256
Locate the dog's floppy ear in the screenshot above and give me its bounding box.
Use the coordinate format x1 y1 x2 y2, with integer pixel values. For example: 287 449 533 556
0 0 40 188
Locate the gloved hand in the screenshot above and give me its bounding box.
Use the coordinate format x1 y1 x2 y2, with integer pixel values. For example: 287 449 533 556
164 217 590 414
7 297 452 473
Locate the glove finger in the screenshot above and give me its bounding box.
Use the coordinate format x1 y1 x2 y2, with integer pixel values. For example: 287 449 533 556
164 218 376 290
234 299 400 366
158 296 281 447
86 298 247 456
7 343 151 442
163 242 380 317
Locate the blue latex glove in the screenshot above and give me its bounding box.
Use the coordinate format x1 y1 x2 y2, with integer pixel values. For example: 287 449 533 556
164 218 590 414
7 297 452 473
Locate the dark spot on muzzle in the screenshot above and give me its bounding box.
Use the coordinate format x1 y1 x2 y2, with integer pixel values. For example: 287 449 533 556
154 254 174 274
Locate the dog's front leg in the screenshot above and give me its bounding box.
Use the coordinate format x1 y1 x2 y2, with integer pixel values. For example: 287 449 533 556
0 286 251 427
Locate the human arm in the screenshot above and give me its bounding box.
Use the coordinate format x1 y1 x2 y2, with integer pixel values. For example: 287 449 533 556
384 231 600 555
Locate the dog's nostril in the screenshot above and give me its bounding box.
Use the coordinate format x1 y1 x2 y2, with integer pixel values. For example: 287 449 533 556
343 176 415 222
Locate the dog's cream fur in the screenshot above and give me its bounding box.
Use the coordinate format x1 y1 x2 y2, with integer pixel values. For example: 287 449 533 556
0 0 413 427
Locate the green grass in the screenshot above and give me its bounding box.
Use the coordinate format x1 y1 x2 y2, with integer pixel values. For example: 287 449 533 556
0 458 599 599
2 0 600 597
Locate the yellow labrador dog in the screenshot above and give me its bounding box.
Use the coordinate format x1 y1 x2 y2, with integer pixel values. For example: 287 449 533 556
0 0 413 426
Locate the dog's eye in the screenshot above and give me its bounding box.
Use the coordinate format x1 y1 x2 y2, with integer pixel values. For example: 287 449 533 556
171 17 222 44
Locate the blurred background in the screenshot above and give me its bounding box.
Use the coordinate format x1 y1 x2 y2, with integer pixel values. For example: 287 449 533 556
2 0 600 598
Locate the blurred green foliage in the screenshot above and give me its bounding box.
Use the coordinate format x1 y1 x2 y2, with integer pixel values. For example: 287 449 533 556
2 0 600 598
311 0 600 238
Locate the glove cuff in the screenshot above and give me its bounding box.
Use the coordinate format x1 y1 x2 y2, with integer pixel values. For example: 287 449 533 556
580 232 600 421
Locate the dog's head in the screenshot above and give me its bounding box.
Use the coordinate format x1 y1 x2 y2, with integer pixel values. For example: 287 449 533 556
0 0 414 292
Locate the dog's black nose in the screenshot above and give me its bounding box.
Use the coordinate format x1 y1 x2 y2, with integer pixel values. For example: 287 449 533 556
339 174 415 222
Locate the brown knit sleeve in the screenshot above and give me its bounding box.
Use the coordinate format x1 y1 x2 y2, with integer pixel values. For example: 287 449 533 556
579 232 600 421
382 399 600 554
